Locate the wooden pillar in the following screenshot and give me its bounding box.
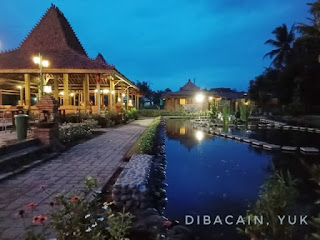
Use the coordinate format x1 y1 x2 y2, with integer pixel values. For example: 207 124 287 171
96 74 101 114
137 94 140 110
126 88 129 109
53 75 59 100
110 78 115 111
83 74 89 112
63 73 69 106
24 74 31 109
0 90 2 105
107 78 111 110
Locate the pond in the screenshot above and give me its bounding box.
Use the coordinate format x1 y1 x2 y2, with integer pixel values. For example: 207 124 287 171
163 119 319 240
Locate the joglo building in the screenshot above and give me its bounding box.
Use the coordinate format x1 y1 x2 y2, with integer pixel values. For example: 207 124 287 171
0 4 141 114
162 79 248 113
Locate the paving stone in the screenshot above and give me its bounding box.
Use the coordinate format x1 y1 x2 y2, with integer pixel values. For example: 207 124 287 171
0 118 153 238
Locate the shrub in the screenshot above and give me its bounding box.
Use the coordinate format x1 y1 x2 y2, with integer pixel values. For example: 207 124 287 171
137 109 210 117
58 120 97 145
20 177 133 240
139 117 161 154
238 172 297 240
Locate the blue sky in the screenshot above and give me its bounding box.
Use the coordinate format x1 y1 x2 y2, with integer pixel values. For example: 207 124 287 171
0 0 311 91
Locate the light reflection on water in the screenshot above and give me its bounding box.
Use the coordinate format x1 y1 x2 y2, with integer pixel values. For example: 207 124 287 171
163 119 318 240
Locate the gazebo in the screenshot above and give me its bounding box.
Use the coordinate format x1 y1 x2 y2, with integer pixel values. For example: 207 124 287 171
0 4 141 114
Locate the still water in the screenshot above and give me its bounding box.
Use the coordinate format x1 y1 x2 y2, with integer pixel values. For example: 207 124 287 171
163 119 316 240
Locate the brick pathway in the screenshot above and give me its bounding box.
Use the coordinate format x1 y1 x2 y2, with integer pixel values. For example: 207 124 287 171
0 118 153 239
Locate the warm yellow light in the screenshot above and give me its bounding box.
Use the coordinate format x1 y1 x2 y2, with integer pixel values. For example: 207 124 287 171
122 93 125 97
195 93 205 103
103 89 110 94
43 85 52 93
129 99 132 103
209 96 213 101
117 97 121 102
95 89 98 93
42 60 49 67
17 85 22 89
59 91 64 96
70 92 75 97
195 130 204 141
33 56 40 64
111 90 115 94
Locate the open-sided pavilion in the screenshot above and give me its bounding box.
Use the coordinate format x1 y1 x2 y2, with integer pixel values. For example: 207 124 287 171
0 4 141 114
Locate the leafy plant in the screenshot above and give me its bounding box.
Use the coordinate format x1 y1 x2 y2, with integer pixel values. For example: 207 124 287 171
238 172 297 240
107 208 133 240
209 103 218 121
139 117 161 154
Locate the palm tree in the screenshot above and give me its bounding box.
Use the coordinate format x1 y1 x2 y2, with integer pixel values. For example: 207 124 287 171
264 24 295 69
298 1 320 37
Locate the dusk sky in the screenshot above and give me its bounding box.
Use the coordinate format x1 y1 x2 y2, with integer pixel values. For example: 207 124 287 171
0 0 311 91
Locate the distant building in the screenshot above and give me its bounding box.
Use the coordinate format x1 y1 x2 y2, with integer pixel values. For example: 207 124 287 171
162 79 248 112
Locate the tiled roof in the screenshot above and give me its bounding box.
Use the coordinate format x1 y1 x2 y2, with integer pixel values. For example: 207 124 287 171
0 4 114 70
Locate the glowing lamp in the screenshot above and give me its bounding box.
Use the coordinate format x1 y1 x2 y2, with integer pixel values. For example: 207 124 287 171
195 93 205 103
103 89 110 94
117 97 121 102
42 60 49 67
33 56 40 64
59 91 64 96
43 85 52 93
122 93 125 97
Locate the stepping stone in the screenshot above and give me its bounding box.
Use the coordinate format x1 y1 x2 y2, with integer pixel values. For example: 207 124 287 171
213 131 220 135
299 127 306 131
263 144 281 150
275 125 281 129
292 126 299 131
235 136 243 141
282 146 297 152
243 138 254 143
219 133 227 137
226 135 235 139
283 126 291 130
308 128 315 132
316 129 320 134
300 147 319 154
252 141 264 147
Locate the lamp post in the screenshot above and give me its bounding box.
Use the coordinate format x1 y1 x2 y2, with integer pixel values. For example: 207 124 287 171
33 53 49 100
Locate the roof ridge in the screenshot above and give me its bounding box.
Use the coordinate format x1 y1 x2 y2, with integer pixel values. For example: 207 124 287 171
54 5 88 56
18 4 87 56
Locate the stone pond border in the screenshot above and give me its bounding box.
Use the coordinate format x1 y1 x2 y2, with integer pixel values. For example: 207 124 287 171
112 118 194 239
